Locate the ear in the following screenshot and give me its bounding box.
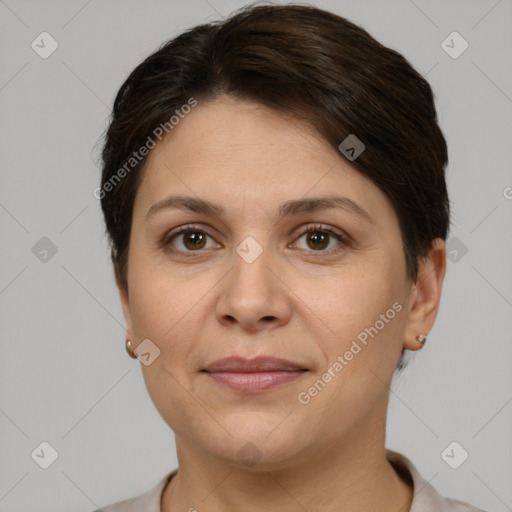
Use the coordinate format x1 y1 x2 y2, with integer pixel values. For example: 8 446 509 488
115 268 135 344
403 238 447 351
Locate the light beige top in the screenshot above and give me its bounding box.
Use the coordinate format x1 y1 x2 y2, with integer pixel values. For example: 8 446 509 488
93 449 488 512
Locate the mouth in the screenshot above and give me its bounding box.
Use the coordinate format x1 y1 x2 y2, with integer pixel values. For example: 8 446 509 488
202 356 309 393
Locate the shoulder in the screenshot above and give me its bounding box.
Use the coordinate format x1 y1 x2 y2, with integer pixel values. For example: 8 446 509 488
385 449 489 512
442 497 491 512
91 469 177 512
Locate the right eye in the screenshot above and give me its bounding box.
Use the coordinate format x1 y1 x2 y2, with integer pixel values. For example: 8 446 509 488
163 224 219 255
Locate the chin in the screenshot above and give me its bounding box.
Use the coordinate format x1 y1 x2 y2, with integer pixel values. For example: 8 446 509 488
204 416 313 470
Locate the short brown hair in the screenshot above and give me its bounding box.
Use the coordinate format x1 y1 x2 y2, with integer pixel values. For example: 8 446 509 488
99 2 449 306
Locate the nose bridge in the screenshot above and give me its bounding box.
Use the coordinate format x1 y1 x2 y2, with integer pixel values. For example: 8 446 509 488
216 231 290 329
231 232 274 296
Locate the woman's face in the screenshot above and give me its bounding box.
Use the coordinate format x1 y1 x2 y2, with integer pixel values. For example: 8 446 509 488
119 95 431 468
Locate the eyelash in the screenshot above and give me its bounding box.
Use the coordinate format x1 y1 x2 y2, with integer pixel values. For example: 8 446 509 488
162 223 351 257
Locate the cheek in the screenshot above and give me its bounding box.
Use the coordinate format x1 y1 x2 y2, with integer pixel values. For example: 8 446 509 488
307 262 405 340
126 252 215 382
127 270 201 432
300 254 409 397
129 287 198 374
127 244 190 338
296 271 407 430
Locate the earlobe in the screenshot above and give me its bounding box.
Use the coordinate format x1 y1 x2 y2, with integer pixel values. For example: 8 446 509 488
403 238 447 351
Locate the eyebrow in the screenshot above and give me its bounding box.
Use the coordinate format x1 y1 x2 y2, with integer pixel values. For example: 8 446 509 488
145 194 374 224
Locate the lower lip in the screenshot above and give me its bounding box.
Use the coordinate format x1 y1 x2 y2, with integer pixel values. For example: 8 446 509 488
204 370 307 393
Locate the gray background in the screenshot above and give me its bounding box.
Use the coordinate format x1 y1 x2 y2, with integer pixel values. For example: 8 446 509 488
1 0 511 511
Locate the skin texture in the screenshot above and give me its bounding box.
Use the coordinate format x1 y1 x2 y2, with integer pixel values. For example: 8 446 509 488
118 95 446 512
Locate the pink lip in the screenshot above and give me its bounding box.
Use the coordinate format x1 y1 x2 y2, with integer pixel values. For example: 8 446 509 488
203 356 307 372
202 356 308 393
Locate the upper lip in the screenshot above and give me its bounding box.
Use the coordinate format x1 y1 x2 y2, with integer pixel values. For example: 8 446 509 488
203 356 307 373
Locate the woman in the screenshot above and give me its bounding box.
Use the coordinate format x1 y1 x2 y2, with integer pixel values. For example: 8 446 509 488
94 3 486 511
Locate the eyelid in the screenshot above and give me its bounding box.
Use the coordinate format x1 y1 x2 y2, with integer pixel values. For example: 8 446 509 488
293 223 348 241
290 223 351 252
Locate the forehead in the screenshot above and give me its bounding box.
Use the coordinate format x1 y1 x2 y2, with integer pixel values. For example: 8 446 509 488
148 96 331 171
133 96 396 227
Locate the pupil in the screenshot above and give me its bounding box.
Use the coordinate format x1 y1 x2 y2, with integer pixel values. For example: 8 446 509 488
185 232 205 249
309 232 328 250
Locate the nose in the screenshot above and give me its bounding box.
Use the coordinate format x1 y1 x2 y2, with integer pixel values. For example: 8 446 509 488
215 241 292 332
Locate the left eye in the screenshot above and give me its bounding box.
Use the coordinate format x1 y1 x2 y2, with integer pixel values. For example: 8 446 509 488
291 224 347 252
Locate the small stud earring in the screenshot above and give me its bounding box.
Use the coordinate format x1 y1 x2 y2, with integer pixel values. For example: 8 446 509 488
126 339 138 359
416 334 427 344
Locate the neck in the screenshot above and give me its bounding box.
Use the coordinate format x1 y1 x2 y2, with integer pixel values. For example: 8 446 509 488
161 425 413 512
